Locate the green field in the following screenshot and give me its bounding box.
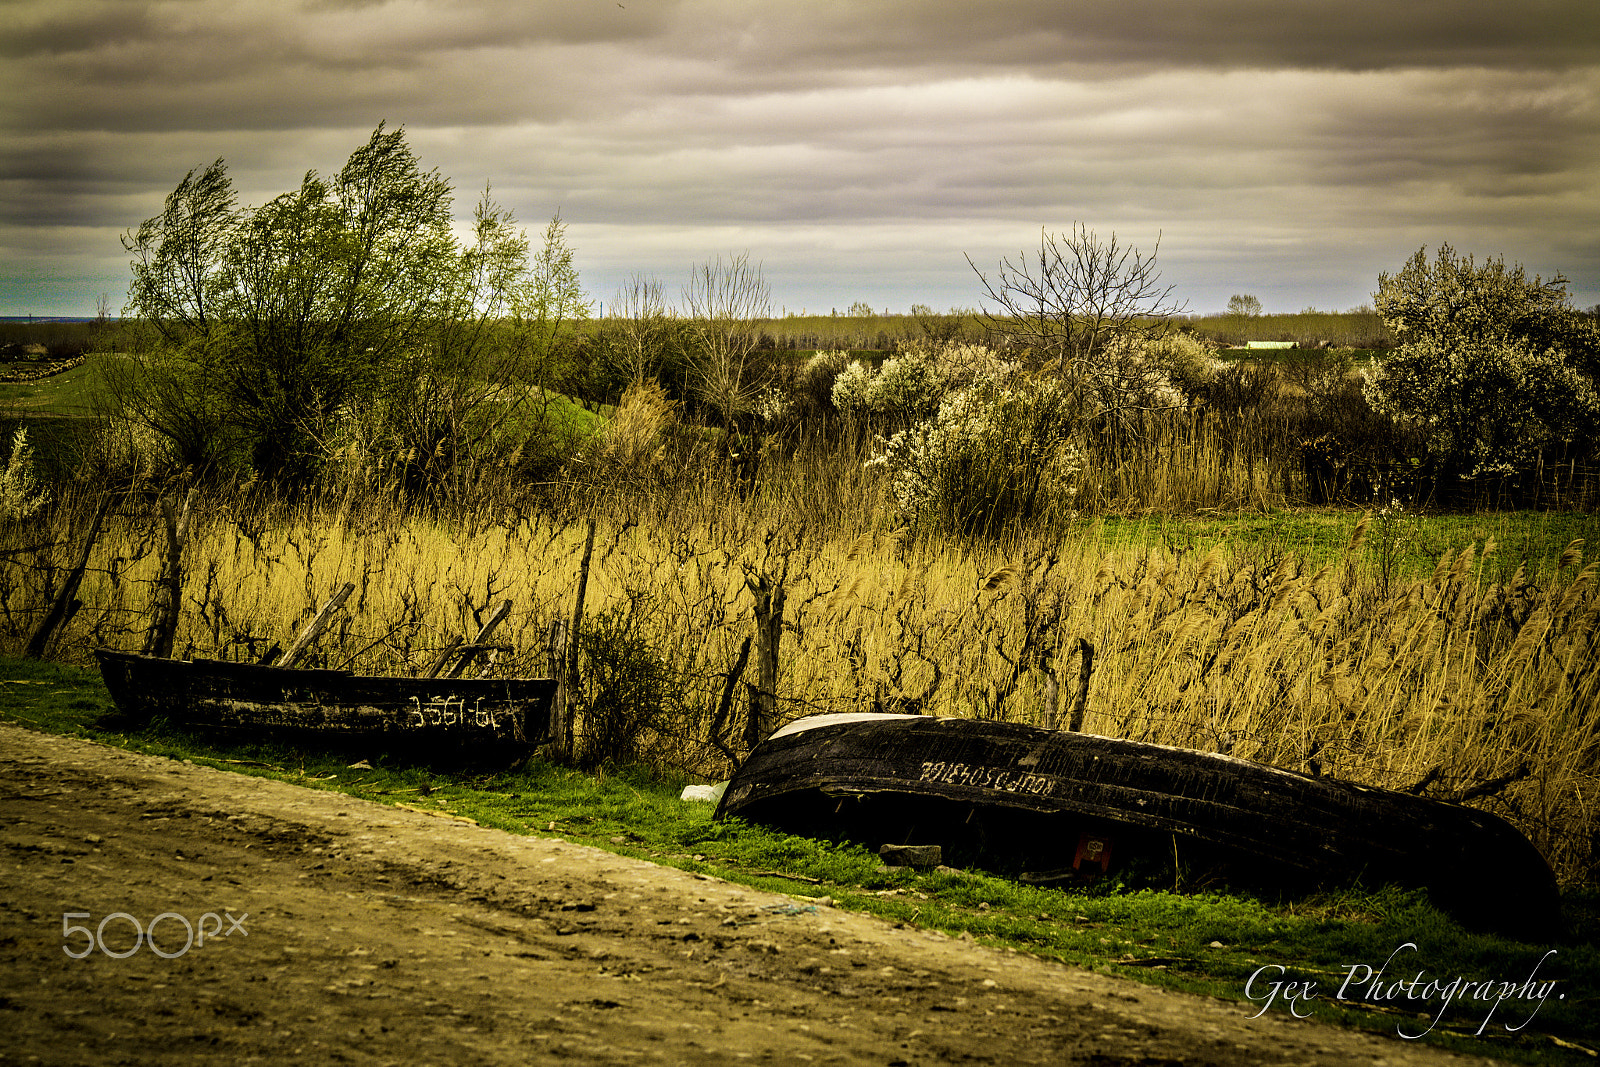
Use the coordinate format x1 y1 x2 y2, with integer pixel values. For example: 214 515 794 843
0 355 107 417
1093 508 1600 584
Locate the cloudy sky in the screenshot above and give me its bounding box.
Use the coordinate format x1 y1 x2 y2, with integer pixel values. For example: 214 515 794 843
3 0 1598 319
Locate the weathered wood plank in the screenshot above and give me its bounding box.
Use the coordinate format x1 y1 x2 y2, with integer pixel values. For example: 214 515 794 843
447 599 513 679
280 583 356 668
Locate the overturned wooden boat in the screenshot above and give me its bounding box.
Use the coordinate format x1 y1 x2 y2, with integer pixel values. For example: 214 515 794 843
716 713 1559 939
97 587 555 758
94 648 556 755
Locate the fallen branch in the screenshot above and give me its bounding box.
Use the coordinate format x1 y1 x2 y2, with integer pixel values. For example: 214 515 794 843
1452 763 1531 804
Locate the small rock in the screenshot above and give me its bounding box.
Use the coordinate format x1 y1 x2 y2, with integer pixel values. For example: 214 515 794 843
1208 940 1225 949
879 844 942 868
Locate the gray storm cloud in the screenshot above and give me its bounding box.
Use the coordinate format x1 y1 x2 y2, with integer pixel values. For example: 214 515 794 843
3 0 1596 315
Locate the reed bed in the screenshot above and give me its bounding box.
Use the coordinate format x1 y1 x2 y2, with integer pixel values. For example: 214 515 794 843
4 480 1596 885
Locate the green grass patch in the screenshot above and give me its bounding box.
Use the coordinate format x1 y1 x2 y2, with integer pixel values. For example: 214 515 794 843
1214 347 1384 366
2 654 1595 1064
1087 508 1600 585
0 355 108 417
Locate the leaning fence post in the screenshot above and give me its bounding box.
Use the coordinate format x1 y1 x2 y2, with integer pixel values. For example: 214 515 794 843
141 489 195 659
710 635 752 762
447 598 513 679
546 617 571 756
277 582 355 668
743 572 785 752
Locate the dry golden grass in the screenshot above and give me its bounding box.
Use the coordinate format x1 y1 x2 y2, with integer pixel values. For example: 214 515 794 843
4 473 1596 884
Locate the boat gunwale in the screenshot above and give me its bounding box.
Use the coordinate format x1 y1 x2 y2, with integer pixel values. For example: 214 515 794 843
94 648 555 690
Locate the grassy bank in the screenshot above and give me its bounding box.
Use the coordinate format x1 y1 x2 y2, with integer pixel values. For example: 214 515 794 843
1 654 1594 1065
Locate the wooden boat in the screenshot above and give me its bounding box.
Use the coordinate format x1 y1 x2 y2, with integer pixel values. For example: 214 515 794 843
94 648 556 756
716 713 1559 939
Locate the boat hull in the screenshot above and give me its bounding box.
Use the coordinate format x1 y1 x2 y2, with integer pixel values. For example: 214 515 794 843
95 649 556 754
716 713 1559 939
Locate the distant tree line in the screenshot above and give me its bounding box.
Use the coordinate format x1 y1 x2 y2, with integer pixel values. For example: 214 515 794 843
49 124 1600 513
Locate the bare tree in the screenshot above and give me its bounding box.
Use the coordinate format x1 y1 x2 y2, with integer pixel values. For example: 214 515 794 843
969 225 1189 459
1226 293 1263 318
681 252 772 430
606 272 671 386
968 224 1187 377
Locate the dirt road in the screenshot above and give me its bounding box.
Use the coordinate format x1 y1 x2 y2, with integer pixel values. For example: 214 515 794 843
0 722 1497 1066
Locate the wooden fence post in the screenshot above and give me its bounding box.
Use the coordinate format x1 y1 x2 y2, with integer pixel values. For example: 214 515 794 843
546 617 571 757
141 489 195 659
448 599 513 679
743 572 785 752
277 582 356 668
1066 637 1095 732
1041 667 1060 731
709 635 752 762
558 515 598 761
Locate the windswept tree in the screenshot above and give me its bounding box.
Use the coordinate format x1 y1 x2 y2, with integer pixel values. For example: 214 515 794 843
116 159 243 471
219 134 457 480
115 125 588 492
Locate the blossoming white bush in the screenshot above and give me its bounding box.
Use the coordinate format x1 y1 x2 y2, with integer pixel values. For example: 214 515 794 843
830 343 1013 422
0 427 49 521
867 371 1085 537
828 358 877 416
1369 243 1600 478
1365 337 1600 476
755 383 795 424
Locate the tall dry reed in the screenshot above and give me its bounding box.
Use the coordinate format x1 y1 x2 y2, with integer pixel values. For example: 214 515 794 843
5 472 1595 884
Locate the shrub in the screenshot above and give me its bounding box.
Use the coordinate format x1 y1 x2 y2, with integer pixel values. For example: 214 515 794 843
575 379 676 477
831 343 1012 423
82 414 183 488
791 350 852 419
576 605 678 768
1365 336 1600 477
1369 244 1600 478
867 371 1085 538
0 428 49 520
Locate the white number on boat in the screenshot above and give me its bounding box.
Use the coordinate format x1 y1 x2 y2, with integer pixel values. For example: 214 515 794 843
918 761 1053 795
407 696 499 729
